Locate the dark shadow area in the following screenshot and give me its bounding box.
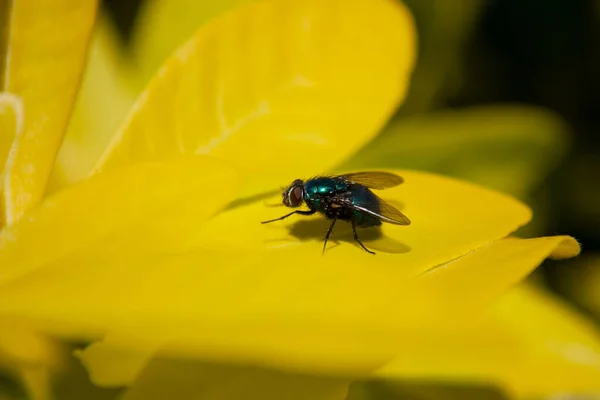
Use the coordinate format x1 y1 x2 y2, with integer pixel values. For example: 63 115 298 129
287 218 411 254
348 379 509 400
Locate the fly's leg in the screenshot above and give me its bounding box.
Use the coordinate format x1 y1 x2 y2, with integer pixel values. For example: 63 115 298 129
322 218 338 255
261 209 316 224
352 220 375 255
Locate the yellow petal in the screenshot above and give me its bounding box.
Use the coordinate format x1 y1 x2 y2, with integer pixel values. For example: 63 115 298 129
0 234 572 377
93 0 416 196
79 337 351 399
0 156 239 284
48 14 137 193
0 93 23 228
415 236 580 313
121 358 349 400
375 282 600 398
0 93 23 174
76 334 160 387
196 169 533 273
132 0 252 85
0 0 97 225
0 169 550 375
0 319 63 400
347 105 568 198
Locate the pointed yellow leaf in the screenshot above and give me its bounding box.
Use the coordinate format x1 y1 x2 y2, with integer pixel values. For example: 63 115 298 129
94 0 416 196
0 156 239 285
48 14 137 193
375 282 600 398
414 236 581 312
132 0 251 84
1 0 97 225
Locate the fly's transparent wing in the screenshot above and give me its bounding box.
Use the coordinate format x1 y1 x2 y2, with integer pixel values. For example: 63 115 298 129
375 195 411 225
347 192 411 226
341 171 404 189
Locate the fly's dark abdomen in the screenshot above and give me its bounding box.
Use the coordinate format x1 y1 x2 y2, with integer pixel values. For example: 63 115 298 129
348 185 382 227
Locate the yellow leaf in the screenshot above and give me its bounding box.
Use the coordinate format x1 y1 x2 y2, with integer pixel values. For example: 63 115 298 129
93 0 416 196
76 333 160 387
0 93 22 174
196 169 532 271
0 156 239 285
346 105 568 198
0 319 63 400
121 358 349 400
415 236 580 312
1 0 97 225
132 0 252 85
48 14 137 193
0 170 551 375
0 93 22 228
375 283 600 398
79 337 350 399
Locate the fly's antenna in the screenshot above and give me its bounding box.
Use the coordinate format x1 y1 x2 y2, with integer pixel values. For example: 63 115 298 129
263 186 286 207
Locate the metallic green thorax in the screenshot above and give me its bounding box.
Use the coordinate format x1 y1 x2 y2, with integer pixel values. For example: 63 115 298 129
303 177 382 227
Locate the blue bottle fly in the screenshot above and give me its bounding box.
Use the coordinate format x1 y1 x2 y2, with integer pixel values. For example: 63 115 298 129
261 172 411 254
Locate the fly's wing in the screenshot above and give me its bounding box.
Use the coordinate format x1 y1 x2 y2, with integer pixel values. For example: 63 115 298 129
341 172 404 189
351 195 411 225
332 190 411 225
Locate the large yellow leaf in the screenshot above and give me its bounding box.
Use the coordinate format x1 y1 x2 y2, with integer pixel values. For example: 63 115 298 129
1 0 97 225
0 169 554 375
375 284 600 398
0 156 239 284
194 169 533 272
48 14 137 193
0 234 578 376
93 0 416 196
132 0 252 85
0 93 22 174
0 93 22 228
71 235 577 389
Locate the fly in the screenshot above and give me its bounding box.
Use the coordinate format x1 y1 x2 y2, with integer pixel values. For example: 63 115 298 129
261 172 411 254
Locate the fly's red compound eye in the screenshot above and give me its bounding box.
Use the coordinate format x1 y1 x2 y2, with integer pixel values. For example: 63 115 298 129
289 185 303 206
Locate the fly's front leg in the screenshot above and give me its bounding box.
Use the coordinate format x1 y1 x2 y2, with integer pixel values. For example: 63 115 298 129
261 209 316 224
322 218 338 255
